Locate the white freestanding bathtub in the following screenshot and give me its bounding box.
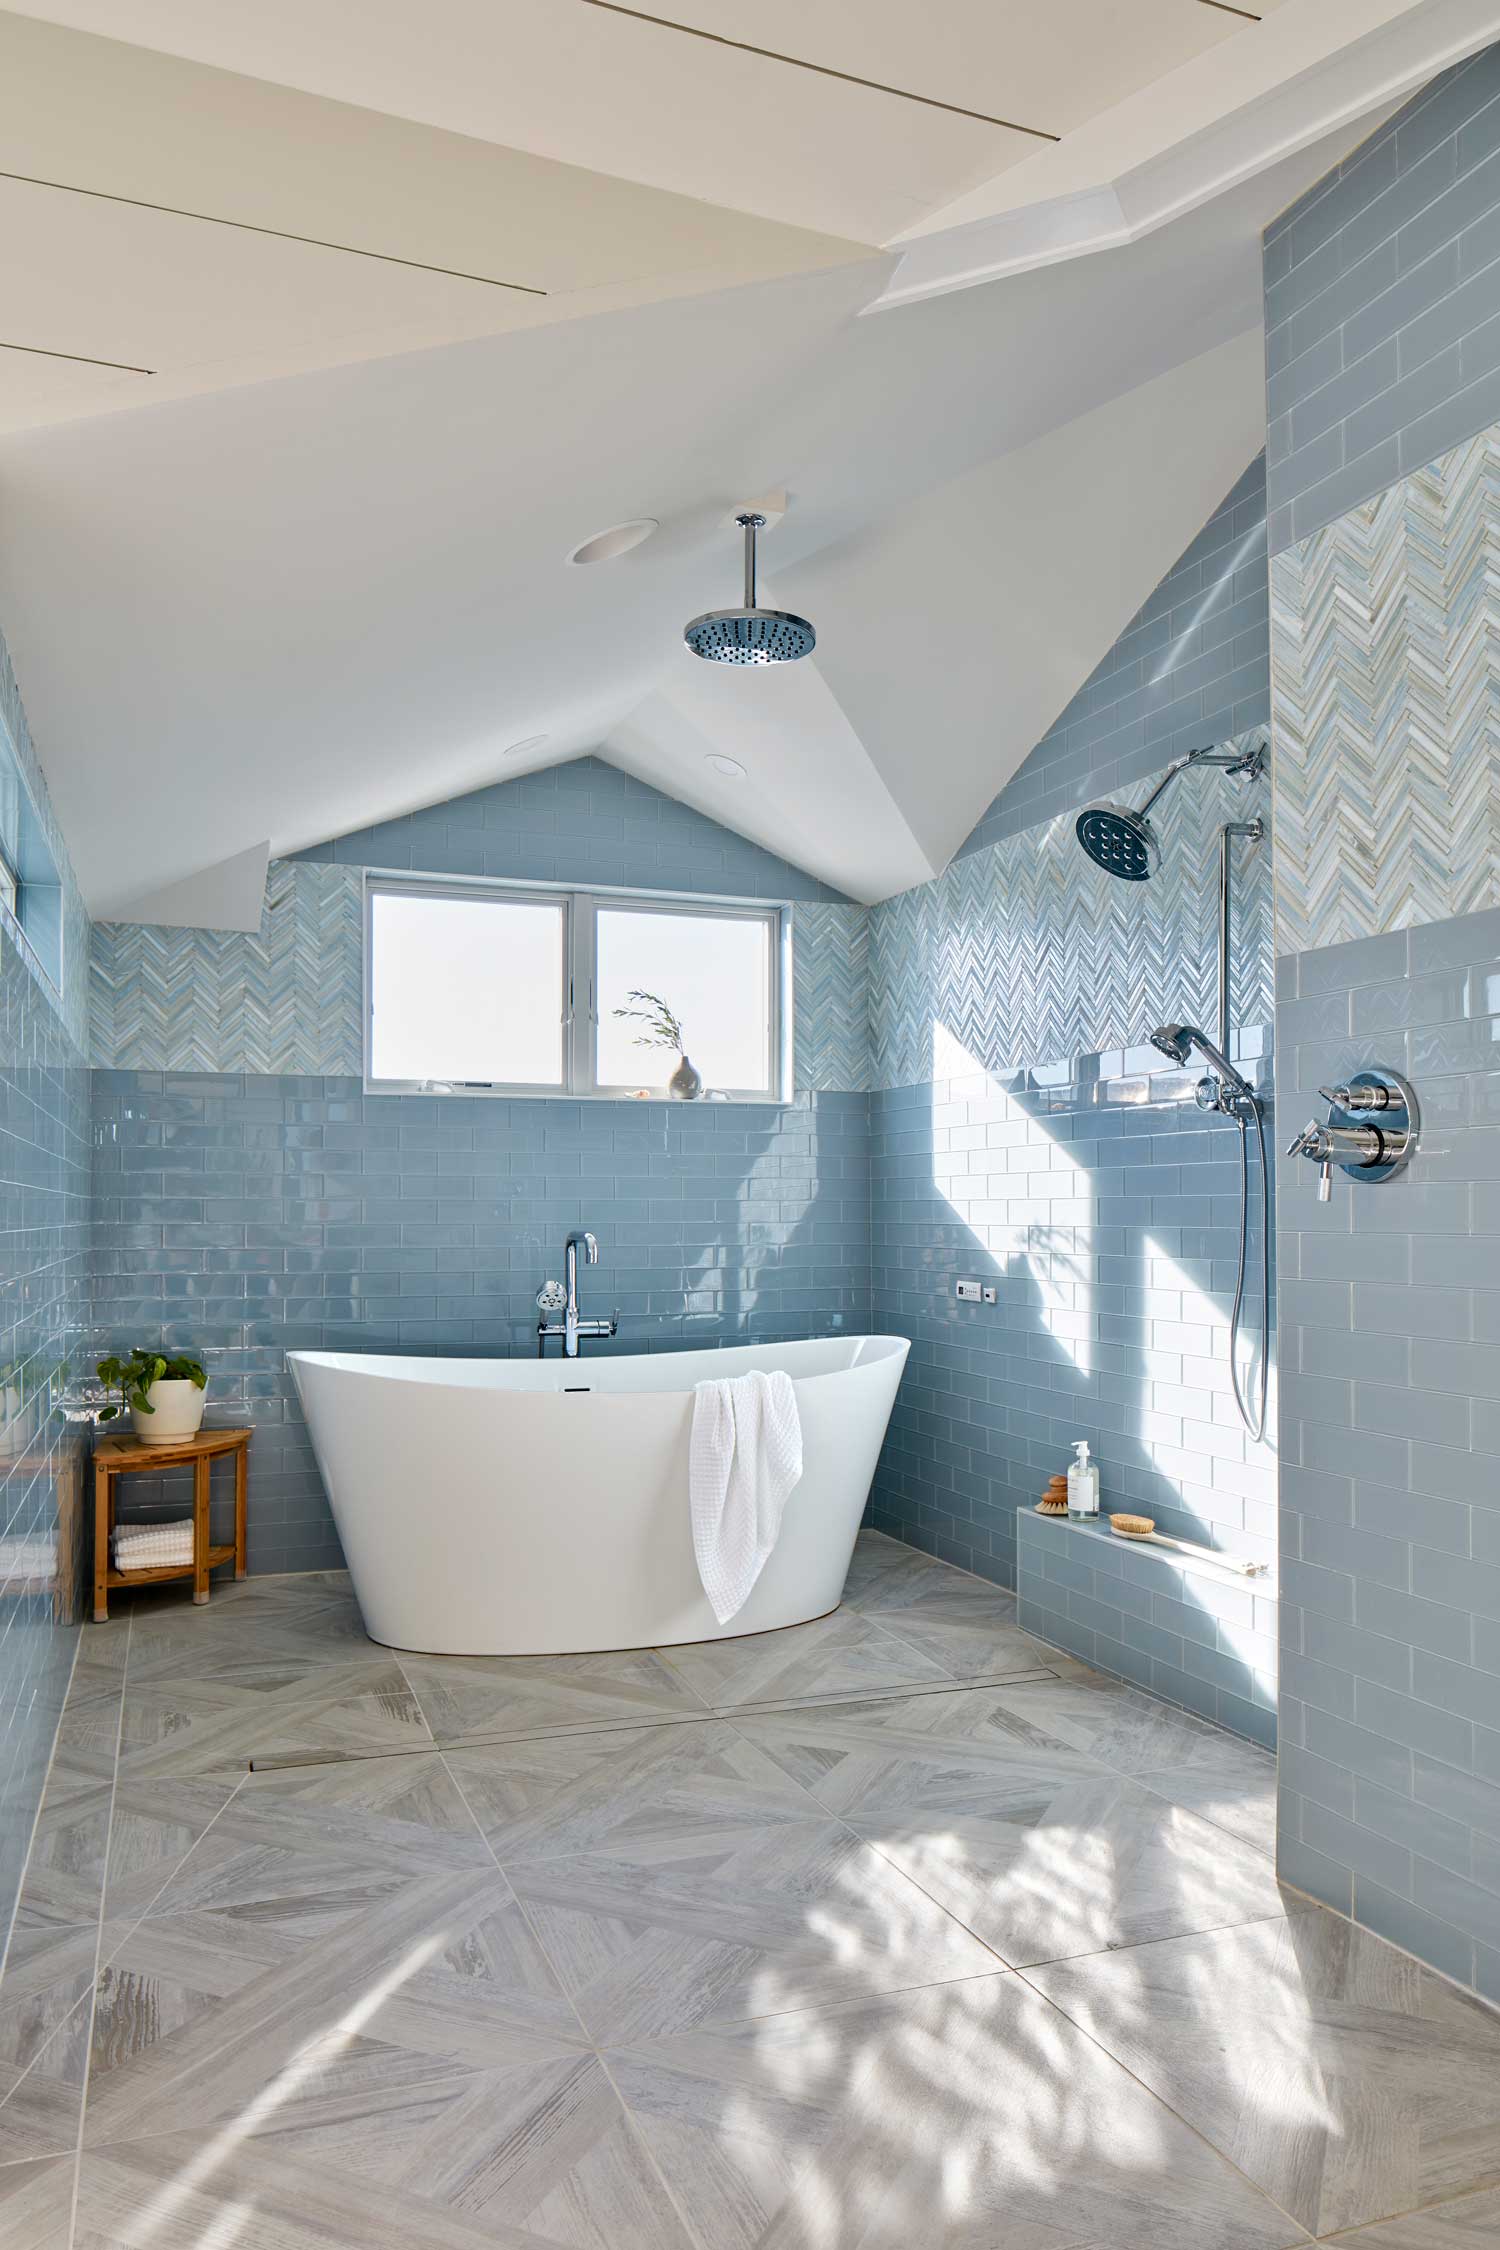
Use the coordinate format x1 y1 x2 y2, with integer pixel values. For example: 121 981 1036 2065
287 1336 908 1655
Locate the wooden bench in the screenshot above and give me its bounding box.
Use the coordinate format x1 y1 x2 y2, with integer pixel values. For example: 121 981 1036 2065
93 1426 251 1622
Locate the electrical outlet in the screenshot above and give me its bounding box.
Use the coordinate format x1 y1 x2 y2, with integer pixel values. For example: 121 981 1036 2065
955 1278 981 1303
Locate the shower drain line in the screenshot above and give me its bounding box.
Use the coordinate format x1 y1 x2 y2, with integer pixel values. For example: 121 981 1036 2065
244 1664 1062 1771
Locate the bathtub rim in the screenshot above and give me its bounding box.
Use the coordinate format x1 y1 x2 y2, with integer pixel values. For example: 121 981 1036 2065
286 1333 908 1397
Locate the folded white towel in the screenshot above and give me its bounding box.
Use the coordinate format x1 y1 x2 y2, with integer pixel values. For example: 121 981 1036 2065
690 1370 803 1624
113 1518 195 1570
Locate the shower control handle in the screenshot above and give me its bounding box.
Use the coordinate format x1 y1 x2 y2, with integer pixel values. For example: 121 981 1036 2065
1319 1082 1393 1112
1287 1068 1420 1199
1286 1119 1335 1201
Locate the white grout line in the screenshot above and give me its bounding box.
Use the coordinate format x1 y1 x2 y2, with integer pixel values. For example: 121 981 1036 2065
66 1609 131 2250
0 1625 84 1992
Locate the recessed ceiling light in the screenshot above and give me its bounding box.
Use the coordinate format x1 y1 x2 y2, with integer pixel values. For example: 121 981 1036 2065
505 734 550 758
707 755 746 779
567 519 659 567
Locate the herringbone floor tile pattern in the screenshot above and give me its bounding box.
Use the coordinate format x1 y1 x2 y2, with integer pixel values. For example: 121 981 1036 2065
3 1534 1497 2246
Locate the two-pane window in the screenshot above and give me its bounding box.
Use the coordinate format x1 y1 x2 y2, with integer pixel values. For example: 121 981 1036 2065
366 877 787 1100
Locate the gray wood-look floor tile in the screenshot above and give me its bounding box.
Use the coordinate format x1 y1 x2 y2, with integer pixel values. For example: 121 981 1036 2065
122 1570 363 1675
734 1686 1111 1823
733 1689 1287 1966
0 2151 74 2250
117 1656 433 1777
508 1818 996 2047
853 1568 1054 1683
83 1863 584 2146
1031 1910 1500 2238
1323 2187 1500 2243
974 1669 1279 1781
99 1773 245 1925
659 1610 955 1710
606 1971 1310 2248
0 1914 97 2162
840 1532 963 1614
403 1647 711 1747
1136 1755 1278 1857
123 1752 493 1928
73 2087 697 2249
855 1771 1291 1967
446 1719 829 1864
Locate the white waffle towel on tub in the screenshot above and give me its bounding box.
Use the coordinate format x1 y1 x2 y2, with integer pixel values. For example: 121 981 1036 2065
690 1370 804 1624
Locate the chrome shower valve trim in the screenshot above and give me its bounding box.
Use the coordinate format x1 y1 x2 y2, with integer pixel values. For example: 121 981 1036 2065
1285 1068 1419 1201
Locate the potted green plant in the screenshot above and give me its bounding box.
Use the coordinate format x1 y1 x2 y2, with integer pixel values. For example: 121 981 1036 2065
612 989 702 1099
96 1350 208 1446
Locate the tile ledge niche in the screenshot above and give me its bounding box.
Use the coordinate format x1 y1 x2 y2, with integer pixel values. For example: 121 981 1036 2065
1016 1504 1278 1750
1025 1508 1278 1597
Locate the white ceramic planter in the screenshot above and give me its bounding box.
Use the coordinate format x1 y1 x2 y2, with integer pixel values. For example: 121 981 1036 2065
129 1378 207 1446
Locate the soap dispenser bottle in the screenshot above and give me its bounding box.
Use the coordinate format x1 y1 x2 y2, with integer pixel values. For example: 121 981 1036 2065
1067 1440 1100 1521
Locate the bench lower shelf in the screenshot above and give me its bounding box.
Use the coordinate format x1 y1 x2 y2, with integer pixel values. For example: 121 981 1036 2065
105 1541 237 1591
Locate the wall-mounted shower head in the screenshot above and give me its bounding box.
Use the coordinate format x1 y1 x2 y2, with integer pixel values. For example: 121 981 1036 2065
684 513 816 665
1075 739 1266 883
1075 802 1159 881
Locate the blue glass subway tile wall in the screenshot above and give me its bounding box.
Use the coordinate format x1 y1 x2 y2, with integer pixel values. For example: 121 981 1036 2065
867 1052 1276 1630
0 622 92 1962
958 456 1268 856
1265 40 1500 550
290 753 846 903
1276 909 1500 2002
91 1073 871 1572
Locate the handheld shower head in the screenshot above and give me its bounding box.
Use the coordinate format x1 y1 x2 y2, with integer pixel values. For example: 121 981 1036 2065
1150 1022 1253 1100
1075 802 1159 881
1149 1025 1194 1066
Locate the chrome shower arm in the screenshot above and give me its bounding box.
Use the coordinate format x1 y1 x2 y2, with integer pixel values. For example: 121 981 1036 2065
1134 741 1266 822
739 512 764 609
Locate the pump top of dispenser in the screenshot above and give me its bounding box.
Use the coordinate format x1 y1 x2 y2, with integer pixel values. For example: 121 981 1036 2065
1072 1440 1091 1468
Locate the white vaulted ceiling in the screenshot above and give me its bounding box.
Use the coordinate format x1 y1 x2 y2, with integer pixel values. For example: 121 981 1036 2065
0 0 1494 915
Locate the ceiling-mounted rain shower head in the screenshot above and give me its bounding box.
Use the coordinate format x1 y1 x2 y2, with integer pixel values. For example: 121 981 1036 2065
684 513 816 665
1075 802 1159 881
1075 738 1267 882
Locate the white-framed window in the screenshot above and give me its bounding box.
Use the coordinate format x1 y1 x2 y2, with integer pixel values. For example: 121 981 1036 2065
364 873 791 1102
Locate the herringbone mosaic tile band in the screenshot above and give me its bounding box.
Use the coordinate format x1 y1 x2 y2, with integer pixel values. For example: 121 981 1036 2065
91 877 869 1089
1272 422 1500 955
91 862 364 1077
867 729 1272 1089
790 902 869 1092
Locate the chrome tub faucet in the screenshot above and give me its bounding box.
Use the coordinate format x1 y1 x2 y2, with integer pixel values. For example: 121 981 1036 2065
537 1231 619 1358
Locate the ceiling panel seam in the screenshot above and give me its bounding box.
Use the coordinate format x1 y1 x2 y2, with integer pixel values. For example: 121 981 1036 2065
0 339 153 374
0 167 549 296
579 1 1062 138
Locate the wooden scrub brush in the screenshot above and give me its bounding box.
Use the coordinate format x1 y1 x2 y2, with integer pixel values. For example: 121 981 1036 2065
1037 1475 1069 1517
1109 1512 1156 1539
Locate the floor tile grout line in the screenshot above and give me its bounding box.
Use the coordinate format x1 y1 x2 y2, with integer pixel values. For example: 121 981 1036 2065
434 1746 598 2061
384 1646 439 1756
0 1626 86 1992
590 2043 706 2249
1008 1921 1319 2247
1316 2182 1500 2240
1129 1769 1276 1861
66 1609 132 2250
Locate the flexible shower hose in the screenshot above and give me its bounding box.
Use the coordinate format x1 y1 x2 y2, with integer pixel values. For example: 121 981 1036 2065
1229 1096 1270 1444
